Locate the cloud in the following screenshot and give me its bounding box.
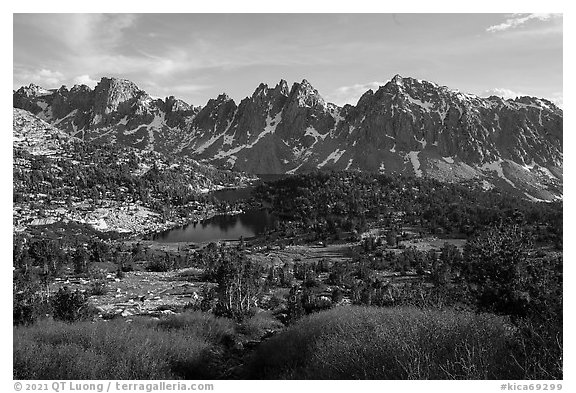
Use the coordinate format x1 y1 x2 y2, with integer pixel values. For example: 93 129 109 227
328 81 386 106
481 88 563 109
140 80 213 100
481 88 526 100
14 14 336 96
73 75 98 88
14 68 64 87
487 13 561 33
548 92 563 109
29 14 139 55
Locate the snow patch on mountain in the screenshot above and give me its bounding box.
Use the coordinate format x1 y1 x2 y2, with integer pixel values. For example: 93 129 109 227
124 126 141 136
223 134 234 145
305 126 328 143
227 156 237 167
417 137 427 149
211 112 283 161
195 132 222 154
524 193 549 203
481 180 495 190
405 95 434 112
536 166 559 180
287 163 304 174
249 112 281 146
479 159 516 188
345 159 354 171
405 151 423 177
318 149 346 168
145 112 166 151
53 109 78 126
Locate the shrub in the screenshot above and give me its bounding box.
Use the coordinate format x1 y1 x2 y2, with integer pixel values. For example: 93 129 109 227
13 285 50 326
238 311 284 340
245 306 526 379
147 258 173 272
89 279 107 296
13 314 233 379
51 287 92 322
462 226 533 316
155 311 236 345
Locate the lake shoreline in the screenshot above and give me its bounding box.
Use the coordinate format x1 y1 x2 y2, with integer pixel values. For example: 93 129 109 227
147 207 276 244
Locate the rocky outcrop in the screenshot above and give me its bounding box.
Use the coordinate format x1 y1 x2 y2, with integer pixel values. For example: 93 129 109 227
92 77 142 117
13 108 77 156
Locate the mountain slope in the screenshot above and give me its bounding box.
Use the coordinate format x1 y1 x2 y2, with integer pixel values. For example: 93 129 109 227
13 75 563 201
13 108 252 235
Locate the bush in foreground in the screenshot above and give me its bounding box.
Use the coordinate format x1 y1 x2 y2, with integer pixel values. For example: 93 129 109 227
13 312 235 379
155 310 237 345
245 306 526 379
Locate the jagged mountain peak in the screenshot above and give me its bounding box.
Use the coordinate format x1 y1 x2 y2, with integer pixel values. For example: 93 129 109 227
16 83 53 97
253 82 269 96
93 77 145 117
391 74 404 84
215 92 233 102
287 79 327 109
94 76 142 96
513 96 561 111
293 79 318 94
98 76 138 86
275 79 289 95
70 84 92 94
250 80 292 104
164 96 193 113
383 75 440 93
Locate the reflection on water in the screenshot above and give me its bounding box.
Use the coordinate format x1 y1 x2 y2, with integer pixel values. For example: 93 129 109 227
150 209 276 243
151 179 289 243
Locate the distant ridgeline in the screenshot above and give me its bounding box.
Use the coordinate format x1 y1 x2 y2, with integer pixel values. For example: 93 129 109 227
14 74 562 201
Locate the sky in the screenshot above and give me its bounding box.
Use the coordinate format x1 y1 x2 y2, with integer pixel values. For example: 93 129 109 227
13 13 563 108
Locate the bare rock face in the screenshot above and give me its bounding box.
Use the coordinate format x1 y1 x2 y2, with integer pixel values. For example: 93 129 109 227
92 77 143 117
13 108 77 156
164 96 198 129
13 74 563 201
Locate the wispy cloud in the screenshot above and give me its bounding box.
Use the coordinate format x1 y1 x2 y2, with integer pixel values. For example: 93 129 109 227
486 13 561 33
73 75 98 88
481 88 526 99
32 14 139 55
328 81 386 106
548 92 563 109
140 80 213 101
14 68 64 87
481 88 563 109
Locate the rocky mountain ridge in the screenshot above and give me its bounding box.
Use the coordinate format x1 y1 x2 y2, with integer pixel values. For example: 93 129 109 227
13 75 563 201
